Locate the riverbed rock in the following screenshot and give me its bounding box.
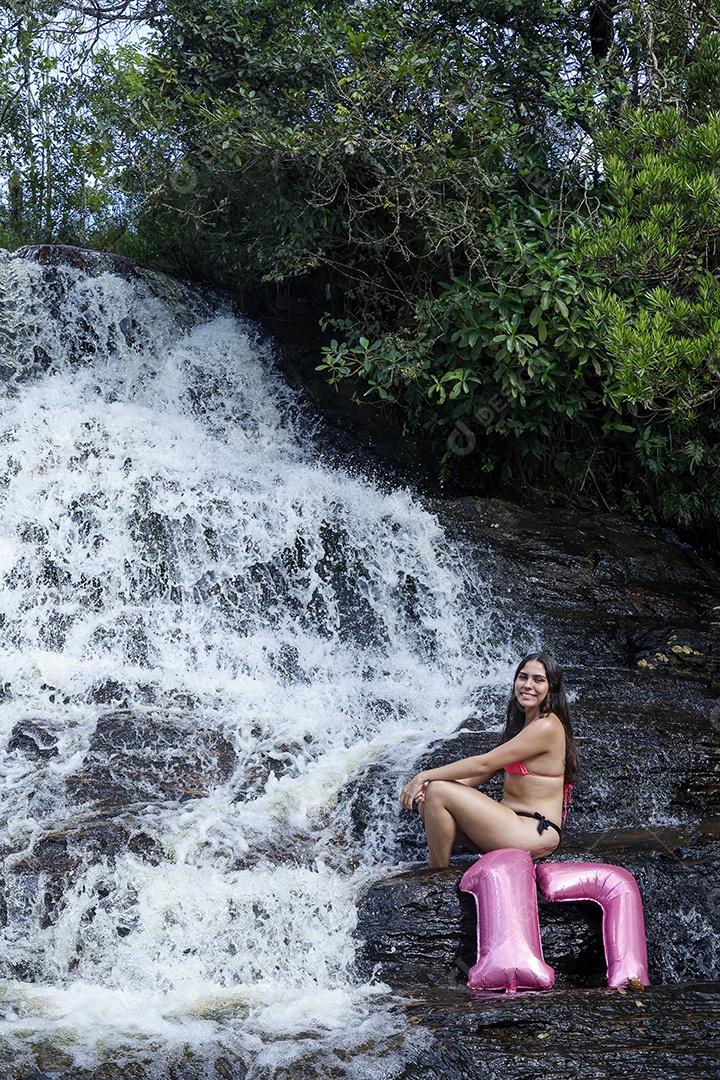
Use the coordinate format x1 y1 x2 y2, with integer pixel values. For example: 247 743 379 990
444 498 720 672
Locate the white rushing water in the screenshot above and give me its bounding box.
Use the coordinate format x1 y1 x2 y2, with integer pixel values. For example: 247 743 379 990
0 251 517 1076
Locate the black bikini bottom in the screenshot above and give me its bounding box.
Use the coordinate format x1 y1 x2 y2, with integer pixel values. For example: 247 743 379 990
514 810 562 839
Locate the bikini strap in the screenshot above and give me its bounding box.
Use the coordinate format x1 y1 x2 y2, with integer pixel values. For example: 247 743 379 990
562 782 573 825
515 810 562 838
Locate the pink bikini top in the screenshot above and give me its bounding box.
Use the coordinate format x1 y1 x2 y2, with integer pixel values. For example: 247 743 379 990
504 759 573 823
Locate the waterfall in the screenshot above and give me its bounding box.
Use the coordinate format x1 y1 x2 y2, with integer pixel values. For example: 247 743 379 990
0 250 517 1075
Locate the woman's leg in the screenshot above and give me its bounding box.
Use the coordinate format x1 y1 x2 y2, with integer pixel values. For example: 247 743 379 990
421 781 558 868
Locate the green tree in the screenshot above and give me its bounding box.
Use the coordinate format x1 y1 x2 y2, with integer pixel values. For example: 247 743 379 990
0 1 150 247
576 106 720 527
129 0 595 286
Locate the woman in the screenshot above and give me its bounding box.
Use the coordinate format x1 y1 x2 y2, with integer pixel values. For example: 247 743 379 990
400 653 578 868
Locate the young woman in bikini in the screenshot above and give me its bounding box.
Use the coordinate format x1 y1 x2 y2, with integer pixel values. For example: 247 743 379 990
400 653 578 868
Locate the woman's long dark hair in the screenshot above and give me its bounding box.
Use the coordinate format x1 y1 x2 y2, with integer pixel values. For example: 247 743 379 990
498 652 579 785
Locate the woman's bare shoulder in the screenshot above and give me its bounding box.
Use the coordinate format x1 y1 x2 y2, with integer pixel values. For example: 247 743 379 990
535 712 561 730
534 712 566 738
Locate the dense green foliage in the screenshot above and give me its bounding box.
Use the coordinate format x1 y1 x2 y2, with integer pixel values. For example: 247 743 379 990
1 0 720 533
579 107 720 526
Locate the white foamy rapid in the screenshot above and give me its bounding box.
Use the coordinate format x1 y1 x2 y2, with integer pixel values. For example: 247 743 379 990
0 252 515 1075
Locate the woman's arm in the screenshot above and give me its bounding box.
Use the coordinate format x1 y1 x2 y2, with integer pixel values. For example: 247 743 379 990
399 714 563 810
399 754 498 810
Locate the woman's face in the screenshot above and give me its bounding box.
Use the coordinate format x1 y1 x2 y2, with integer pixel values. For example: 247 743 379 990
514 658 549 714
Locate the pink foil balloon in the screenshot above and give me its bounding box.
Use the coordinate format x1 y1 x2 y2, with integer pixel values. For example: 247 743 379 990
460 849 555 992
535 861 649 988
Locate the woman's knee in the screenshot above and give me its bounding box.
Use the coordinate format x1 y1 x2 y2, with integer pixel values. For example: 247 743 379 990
422 780 454 809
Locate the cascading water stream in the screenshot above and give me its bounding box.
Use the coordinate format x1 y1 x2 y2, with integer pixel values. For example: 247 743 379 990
0 251 518 1075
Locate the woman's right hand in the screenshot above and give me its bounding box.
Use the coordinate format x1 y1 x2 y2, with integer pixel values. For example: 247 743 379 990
400 774 428 811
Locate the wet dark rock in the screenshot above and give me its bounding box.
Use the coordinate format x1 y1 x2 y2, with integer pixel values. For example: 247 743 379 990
14 245 217 319
3 814 144 878
357 867 475 990
15 244 137 277
0 1043 250 1080
357 862 608 990
2 704 242 937
396 982 720 1079
432 497 720 670
87 678 130 706
126 828 164 865
7 720 59 760
66 709 237 807
629 624 720 685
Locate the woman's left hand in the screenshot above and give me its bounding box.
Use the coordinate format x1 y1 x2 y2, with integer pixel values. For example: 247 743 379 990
400 774 428 811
